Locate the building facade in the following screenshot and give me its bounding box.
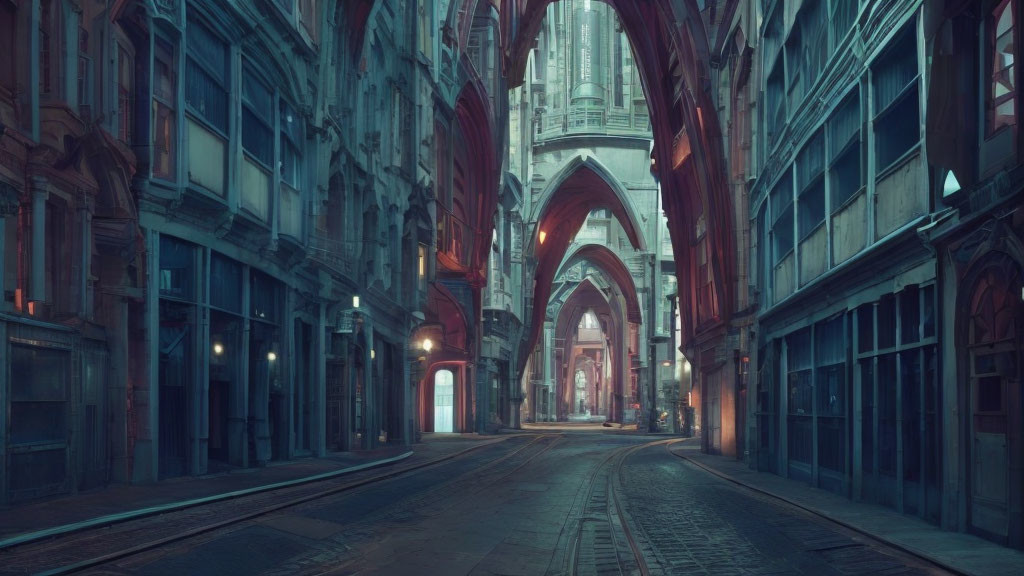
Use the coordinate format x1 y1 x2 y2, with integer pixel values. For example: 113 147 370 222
740 0 1024 550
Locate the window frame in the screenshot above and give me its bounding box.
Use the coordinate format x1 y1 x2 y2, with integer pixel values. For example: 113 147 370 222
184 18 230 138
985 0 1018 137
151 34 178 182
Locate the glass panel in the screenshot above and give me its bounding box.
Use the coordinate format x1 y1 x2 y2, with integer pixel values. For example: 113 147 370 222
830 146 861 210
185 62 228 132
798 180 825 239
901 350 921 486
10 345 69 445
210 252 242 313
878 353 897 475
159 235 195 300
873 20 918 115
861 359 874 473
858 304 874 353
242 108 274 167
829 91 860 159
922 284 935 338
798 130 825 190
251 271 281 322
878 295 895 349
900 286 920 344
976 375 1003 412
186 19 227 79
875 87 920 170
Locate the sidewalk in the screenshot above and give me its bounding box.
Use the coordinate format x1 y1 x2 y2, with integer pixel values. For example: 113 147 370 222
0 434 508 546
670 440 1024 576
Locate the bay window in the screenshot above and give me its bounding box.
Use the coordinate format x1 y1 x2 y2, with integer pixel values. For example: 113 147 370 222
828 91 861 210
872 19 920 173
152 37 177 181
185 19 229 197
117 43 133 143
771 170 794 265
279 100 303 238
796 130 825 240
988 0 1016 135
242 67 273 222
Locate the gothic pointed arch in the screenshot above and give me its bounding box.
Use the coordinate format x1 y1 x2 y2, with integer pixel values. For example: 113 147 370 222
505 0 736 352
556 244 642 323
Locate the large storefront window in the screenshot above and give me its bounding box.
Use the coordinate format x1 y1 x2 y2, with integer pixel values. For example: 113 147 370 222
8 345 70 501
857 285 940 520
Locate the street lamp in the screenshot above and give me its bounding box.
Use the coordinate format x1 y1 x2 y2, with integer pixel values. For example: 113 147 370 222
422 338 433 353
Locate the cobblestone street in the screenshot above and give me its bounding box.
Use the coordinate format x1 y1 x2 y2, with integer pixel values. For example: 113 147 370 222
0 434 955 575
617 443 944 576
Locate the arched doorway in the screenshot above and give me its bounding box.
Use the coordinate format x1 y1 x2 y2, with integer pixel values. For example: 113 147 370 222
434 369 455 433
964 255 1023 544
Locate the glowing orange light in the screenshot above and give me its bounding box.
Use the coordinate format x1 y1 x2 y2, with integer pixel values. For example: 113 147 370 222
539 230 547 245
27 301 36 315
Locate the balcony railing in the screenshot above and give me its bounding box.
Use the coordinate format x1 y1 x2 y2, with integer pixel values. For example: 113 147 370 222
436 208 473 267
308 232 354 276
535 104 652 141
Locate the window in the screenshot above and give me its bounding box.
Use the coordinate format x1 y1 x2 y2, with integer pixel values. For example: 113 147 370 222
771 170 794 264
797 131 825 239
766 65 786 145
799 0 828 92
39 0 53 95
186 19 229 195
210 252 242 314
241 67 273 222
299 0 317 40
418 243 427 290
872 20 920 172
77 27 91 119
279 99 303 237
614 29 624 107
152 37 177 181
242 68 273 167
250 271 281 322
787 329 813 468
117 43 134 143
828 91 862 210
764 9 786 147
830 0 858 53
0 1 14 92
159 235 195 301
186 20 229 133
785 27 803 112
816 316 845 476
280 100 302 189
987 0 1016 135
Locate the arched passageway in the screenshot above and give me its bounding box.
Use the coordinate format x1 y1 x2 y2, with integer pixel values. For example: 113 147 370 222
502 0 737 387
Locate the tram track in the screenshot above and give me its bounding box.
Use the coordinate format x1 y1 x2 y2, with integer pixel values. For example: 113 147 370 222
0 434 557 576
560 438 672 576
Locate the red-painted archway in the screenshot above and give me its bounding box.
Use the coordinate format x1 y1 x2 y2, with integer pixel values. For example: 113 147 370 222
520 160 646 377
501 0 737 361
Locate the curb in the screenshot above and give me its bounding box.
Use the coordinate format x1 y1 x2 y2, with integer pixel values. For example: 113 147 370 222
668 445 971 576
0 436 514 552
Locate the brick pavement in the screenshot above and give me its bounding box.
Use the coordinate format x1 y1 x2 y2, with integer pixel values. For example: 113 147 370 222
672 440 1024 576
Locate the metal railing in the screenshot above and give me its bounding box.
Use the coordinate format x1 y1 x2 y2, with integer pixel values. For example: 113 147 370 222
308 232 354 276
535 104 652 141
